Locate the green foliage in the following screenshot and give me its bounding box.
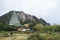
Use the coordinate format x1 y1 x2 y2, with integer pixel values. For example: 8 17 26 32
44 25 60 32
32 23 44 31
2 32 9 37
27 33 46 40
0 31 10 37
29 22 37 29
3 25 17 31
51 25 60 32
32 24 60 32
0 22 18 31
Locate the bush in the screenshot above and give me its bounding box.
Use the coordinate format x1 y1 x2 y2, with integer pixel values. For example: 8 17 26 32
32 24 60 32
27 33 46 40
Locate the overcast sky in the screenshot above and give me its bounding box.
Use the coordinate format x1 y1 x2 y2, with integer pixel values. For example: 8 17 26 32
0 0 60 25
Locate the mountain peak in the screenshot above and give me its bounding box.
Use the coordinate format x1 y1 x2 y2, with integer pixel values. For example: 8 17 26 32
0 11 50 26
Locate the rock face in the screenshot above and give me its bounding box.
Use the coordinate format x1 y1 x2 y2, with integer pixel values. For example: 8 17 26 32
9 11 20 26
0 10 50 26
38 18 50 26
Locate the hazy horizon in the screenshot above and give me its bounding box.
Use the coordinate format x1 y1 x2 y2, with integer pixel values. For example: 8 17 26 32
0 0 60 25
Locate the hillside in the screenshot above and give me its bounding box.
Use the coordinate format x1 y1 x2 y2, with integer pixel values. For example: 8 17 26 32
0 10 50 26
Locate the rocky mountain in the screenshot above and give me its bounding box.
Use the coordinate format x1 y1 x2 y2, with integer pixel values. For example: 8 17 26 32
0 11 50 26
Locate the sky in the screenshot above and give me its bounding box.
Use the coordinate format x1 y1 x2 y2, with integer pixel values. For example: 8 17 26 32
0 0 60 25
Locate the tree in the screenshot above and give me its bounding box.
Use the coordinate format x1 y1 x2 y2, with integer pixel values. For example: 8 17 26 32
32 23 44 31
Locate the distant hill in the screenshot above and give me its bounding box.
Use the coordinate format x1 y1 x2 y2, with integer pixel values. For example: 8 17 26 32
0 10 50 26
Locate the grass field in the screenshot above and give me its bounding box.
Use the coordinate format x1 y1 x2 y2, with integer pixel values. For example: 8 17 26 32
0 34 28 40
0 31 60 40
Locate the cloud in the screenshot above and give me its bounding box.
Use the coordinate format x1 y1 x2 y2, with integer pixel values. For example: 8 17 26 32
0 0 60 24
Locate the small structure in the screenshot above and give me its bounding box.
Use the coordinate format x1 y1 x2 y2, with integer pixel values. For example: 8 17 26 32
17 27 26 32
17 25 30 32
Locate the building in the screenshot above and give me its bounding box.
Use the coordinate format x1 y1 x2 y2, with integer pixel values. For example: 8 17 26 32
17 25 30 32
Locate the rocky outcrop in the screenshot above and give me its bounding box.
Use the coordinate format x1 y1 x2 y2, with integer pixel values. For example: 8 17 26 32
0 10 50 26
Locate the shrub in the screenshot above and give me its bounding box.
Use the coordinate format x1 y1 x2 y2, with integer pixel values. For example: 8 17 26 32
27 33 46 40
